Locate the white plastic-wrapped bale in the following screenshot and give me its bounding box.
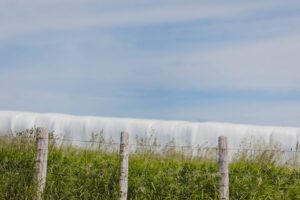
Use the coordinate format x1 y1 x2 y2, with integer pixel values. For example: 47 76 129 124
0 111 300 152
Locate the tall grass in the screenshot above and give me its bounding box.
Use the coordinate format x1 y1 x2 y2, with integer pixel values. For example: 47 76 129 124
1 131 300 199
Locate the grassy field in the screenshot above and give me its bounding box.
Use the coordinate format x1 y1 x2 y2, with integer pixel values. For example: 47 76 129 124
1 135 300 199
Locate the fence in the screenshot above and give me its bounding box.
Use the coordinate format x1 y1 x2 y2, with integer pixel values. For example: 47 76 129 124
1 127 300 199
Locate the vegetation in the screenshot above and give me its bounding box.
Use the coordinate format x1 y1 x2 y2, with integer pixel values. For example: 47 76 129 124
1 130 300 199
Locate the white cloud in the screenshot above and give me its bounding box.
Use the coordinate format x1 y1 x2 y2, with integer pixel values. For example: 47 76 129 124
1 0 297 40
2 33 300 93
159 34 300 91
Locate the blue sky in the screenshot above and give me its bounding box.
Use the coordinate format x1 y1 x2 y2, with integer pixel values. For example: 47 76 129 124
1 0 300 126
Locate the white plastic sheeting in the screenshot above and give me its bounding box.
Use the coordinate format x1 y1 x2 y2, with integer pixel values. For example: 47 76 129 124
0 111 300 150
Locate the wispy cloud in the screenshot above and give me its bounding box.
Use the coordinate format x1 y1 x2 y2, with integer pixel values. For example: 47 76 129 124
1 0 300 126
1 0 299 40
170 34 300 91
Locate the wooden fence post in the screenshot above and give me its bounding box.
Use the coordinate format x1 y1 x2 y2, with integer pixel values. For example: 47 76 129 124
34 127 49 200
119 132 129 200
218 136 229 200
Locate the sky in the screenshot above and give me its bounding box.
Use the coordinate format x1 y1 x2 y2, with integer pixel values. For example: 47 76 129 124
1 0 300 127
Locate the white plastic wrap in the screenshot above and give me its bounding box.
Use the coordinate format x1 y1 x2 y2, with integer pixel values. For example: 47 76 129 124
0 111 299 150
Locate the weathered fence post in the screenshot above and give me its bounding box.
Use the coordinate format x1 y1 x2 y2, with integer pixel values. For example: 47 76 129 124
34 127 49 200
218 136 229 200
119 131 129 200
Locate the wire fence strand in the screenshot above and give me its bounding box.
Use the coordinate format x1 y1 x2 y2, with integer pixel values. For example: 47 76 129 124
2 135 300 153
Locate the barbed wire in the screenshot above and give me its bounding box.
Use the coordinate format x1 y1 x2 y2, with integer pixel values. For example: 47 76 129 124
2 168 300 188
2 135 300 152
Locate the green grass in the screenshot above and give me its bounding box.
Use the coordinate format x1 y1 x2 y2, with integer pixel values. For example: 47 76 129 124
1 136 300 199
